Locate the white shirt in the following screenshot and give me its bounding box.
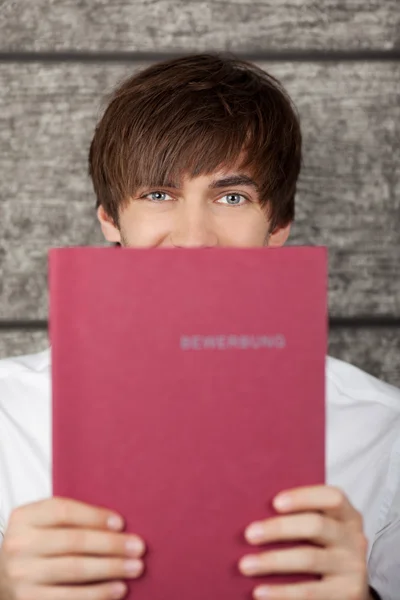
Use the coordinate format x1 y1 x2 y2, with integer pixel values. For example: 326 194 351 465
0 347 399 598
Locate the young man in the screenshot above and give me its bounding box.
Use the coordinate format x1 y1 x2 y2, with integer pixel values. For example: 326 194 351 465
0 53 399 600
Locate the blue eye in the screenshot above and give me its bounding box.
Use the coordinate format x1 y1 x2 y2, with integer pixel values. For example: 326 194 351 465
217 193 247 206
141 191 248 205
145 191 170 202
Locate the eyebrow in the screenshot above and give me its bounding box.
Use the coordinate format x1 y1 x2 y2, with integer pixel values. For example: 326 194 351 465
146 174 259 192
208 175 259 191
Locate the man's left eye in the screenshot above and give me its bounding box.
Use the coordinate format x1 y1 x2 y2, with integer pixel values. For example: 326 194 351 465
217 194 247 206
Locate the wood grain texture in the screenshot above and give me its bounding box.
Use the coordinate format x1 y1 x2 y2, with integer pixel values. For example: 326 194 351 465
0 0 399 52
0 61 399 320
329 328 400 389
0 327 398 388
0 330 49 360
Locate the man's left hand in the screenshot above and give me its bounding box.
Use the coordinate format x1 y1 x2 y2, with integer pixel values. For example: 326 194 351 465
238 485 371 599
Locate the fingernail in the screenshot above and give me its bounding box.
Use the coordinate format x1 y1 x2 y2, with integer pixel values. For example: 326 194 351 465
254 586 271 599
245 522 265 543
239 555 260 575
124 559 143 577
111 582 127 599
108 514 124 530
126 536 145 556
274 494 291 510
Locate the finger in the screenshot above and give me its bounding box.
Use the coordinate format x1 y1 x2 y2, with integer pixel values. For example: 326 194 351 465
9 497 126 532
18 556 144 584
245 513 341 547
239 546 334 576
15 582 128 600
29 528 145 558
273 486 360 523
252 579 342 600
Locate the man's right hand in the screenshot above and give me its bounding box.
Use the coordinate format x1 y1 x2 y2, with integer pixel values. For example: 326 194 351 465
0 497 145 600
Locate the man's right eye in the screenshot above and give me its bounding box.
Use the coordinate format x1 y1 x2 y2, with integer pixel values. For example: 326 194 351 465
142 191 172 202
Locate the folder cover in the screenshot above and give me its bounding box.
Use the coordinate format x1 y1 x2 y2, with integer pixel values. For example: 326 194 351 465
50 246 327 599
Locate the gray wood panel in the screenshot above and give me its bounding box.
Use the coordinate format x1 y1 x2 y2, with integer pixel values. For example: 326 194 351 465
0 328 398 389
329 328 400 389
0 1 399 52
1 61 399 320
0 330 49 360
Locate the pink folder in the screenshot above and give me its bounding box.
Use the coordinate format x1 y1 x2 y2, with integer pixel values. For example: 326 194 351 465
50 246 327 599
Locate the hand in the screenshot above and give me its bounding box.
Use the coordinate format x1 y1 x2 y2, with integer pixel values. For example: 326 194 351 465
238 485 371 600
0 497 146 600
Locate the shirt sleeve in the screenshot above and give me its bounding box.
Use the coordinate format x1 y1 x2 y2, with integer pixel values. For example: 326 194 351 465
368 519 400 600
368 438 400 600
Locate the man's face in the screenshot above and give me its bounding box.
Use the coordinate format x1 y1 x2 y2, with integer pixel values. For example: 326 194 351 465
97 168 291 248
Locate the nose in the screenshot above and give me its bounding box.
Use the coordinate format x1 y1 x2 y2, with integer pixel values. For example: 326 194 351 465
170 206 218 248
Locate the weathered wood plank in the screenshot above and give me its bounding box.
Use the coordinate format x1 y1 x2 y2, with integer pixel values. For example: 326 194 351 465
0 330 49 360
0 328 398 389
0 0 399 52
0 61 399 319
329 328 400 389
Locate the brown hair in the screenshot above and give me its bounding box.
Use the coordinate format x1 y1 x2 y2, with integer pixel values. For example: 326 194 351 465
88 53 302 234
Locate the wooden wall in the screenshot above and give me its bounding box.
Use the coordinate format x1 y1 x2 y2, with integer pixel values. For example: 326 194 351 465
0 1 399 385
